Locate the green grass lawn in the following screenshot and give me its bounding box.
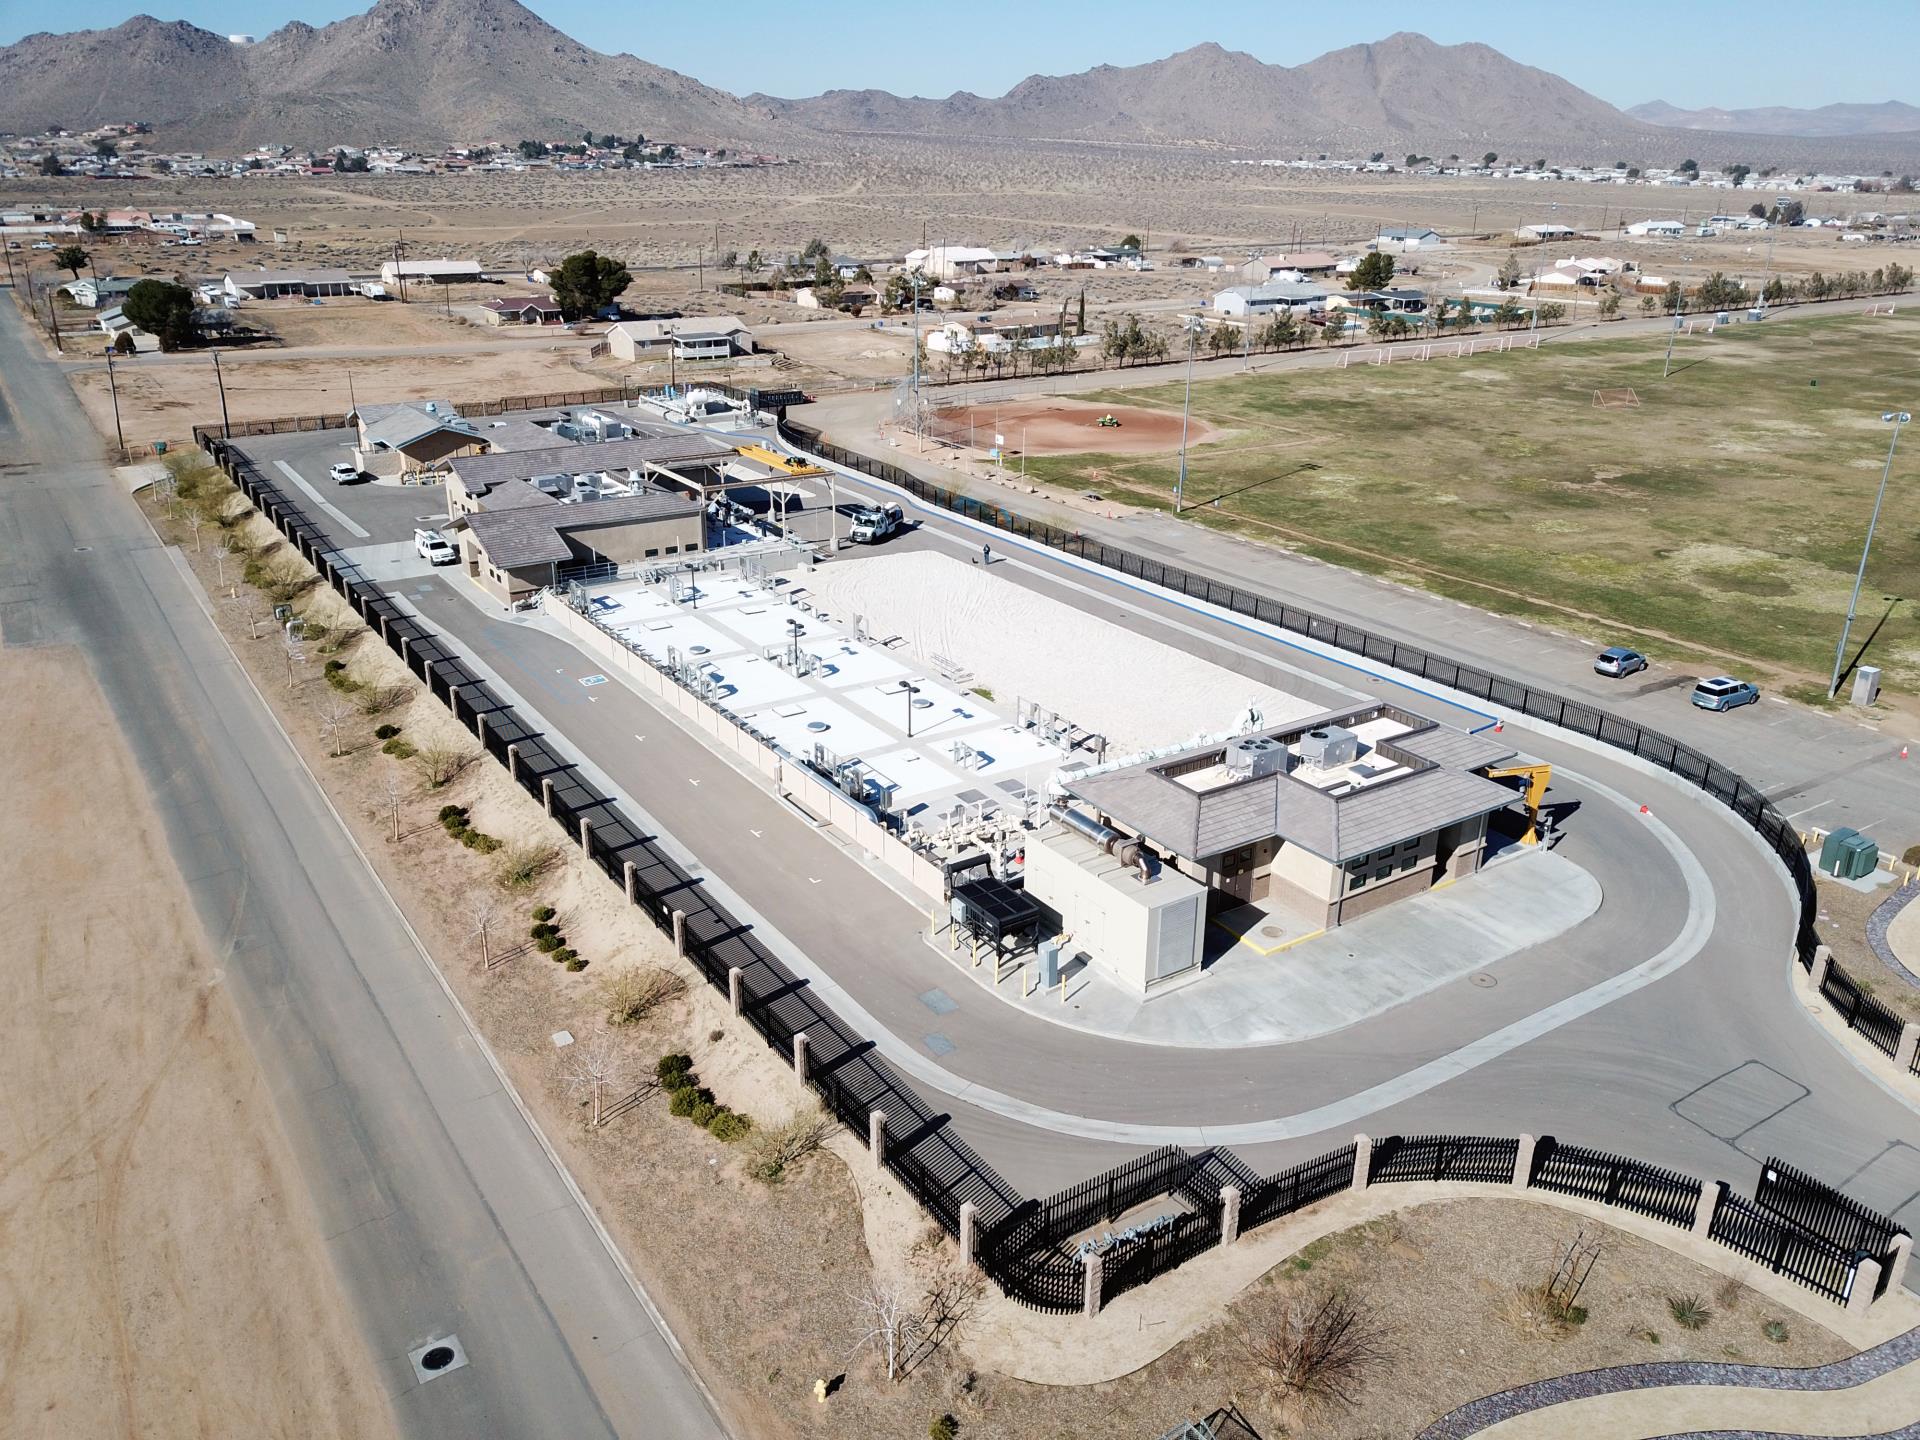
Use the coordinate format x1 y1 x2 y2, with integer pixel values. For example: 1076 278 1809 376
1025 310 1920 691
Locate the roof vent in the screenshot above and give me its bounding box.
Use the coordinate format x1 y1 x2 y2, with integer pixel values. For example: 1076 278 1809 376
1295 725 1360 771
1223 735 1287 780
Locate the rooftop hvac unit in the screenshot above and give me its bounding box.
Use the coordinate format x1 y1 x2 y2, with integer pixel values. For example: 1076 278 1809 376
1223 735 1287 780
1295 725 1360 771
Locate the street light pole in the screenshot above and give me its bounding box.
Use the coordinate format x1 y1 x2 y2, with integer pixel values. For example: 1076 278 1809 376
1175 315 1202 512
1827 411 1910 698
903 680 921 739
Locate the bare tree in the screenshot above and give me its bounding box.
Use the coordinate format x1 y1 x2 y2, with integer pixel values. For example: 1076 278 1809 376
469 895 504 968
185 509 207 552
1240 1289 1391 1414
282 629 306 692
561 1030 625 1128
318 689 355 757
849 1282 924 1383
412 742 473 790
379 761 404 841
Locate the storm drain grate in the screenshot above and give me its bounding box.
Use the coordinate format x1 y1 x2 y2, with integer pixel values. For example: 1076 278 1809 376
408 1335 469 1384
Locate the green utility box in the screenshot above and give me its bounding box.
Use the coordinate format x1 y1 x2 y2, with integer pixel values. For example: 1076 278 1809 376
1819 827 1879 880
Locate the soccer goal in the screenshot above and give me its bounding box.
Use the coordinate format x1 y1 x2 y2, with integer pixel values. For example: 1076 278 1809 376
1592 388 1641 409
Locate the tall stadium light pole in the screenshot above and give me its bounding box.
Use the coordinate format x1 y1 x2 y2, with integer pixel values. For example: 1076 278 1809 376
1174 314 1203 513
1828 411 1910 698
910 271 923 440
1662 307 1683 380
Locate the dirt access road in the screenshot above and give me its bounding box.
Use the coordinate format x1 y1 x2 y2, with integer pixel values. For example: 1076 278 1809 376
0 645 396 1440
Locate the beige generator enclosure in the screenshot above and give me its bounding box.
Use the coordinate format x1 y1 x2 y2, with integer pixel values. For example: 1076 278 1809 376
1024 822 1207 995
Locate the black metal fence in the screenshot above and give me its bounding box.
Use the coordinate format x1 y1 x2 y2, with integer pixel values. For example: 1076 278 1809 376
195 422 1907 1316
1370 1134 1520 1185
1817 960 1905 1058
1528 1139 1702 1228
1756 1156 1904 1261
1710 1188 1862 1303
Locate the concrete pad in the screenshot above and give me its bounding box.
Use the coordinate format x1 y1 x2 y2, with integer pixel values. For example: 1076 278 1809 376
338 540 446 583
965 847 1603 1048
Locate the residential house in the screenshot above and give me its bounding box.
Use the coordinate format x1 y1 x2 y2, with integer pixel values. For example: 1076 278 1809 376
900 245 999 281
1211 280 1329 318
223 267 355 299
479 295 564 326
1375 227 1443 250
1625 219 1686 237
1517 223 1577 241
59 275 141 309
605 317 755 362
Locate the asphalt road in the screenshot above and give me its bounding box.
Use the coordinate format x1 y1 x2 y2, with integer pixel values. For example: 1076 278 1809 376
0 297 726 1438
240 422 1920 1264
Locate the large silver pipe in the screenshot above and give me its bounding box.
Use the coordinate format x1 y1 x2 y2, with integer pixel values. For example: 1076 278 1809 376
1053 804 1144 872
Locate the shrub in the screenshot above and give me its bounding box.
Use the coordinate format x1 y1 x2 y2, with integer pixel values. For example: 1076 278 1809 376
552 948 577 966
1763 1319 1790 1344
374 723 401 740
668 1084 702 1118
471 834 502 854
929 1417 959 1440
531 921 557 940
532 905 556 923
534 934 562 954
707 1109 752 1142
690 1100 719 1127
601 967 686 1026
1668 1294 1711 1330
1239 1289 1391 1414
746 1105 832 1184
656 1052 693 1083
412 743 473 790
1903 843 1920 867
325 659 346 674
438 804 467 823
494 842 560 892
381 737 417 759
708 1028 724 1043
564 956 587 972
460 829 484 849
359 684 410 716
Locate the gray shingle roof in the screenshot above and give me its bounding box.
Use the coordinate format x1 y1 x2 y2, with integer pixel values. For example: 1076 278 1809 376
460 492 694 570
1065 703 1519 863
449 433 737 496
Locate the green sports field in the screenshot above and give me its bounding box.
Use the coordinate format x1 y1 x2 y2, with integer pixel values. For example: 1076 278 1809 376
1025 309 1920 696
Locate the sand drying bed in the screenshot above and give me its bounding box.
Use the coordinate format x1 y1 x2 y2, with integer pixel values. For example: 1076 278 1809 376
807 551 1319 756
931 397 1214 456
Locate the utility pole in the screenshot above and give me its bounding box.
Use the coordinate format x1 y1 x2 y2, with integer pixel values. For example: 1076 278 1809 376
45 291 62 352
103 344 125 456
212 350 232 438
910 270 922 440
696 244 704 293
1662 306 1682 379
1827 411 1910 697
391 233 409 303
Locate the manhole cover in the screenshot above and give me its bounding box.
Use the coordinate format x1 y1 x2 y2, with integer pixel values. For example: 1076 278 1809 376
407 1335 468 1383
806 720 831 732
1259 925 1284 939
1470 973 1498 989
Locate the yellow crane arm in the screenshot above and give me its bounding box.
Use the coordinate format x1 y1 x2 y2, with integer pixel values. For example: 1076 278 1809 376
1484 762 1552 845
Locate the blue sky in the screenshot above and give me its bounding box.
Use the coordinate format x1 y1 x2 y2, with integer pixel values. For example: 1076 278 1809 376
6 1 1916 110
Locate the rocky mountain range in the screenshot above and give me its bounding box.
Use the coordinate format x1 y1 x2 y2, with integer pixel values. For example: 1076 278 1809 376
1 2 1915 171
1629 99 1920 139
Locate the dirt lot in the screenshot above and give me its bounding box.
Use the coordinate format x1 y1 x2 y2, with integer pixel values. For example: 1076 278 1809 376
0 644 395 1440
132 457 1861 1440
933 397 1215 456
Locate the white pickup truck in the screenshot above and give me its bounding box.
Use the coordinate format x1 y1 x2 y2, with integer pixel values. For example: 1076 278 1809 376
414 528 458 565
848 502 903 544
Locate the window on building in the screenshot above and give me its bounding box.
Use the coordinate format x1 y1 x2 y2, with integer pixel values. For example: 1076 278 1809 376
644 547 659 558
1374 866 1392 882
664 544 679 555
1348 872 1366 892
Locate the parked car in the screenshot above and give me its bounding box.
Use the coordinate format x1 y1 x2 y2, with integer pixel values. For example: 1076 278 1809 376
1593 646 1648 678
1690 676 1760 712
414 528 458 565
328 462 360 484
